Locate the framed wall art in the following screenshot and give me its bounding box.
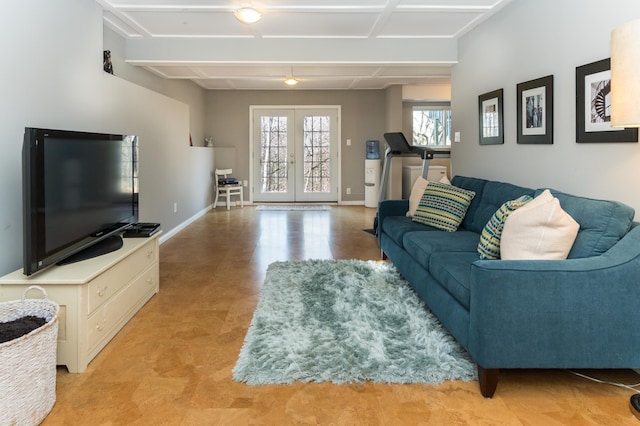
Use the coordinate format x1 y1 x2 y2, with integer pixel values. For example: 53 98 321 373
576 58 638 143
517 75 554 144
478 89 504 145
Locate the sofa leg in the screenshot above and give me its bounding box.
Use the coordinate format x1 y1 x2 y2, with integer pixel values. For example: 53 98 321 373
478 367 499 398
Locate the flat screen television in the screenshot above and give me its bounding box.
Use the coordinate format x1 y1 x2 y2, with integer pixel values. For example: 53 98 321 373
22 127 139 276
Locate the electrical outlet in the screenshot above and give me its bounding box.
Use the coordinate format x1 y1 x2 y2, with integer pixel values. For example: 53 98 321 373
346 139 351 146
243 180 248 187
173 202 177 213
346 187 351 195
454 132 461 143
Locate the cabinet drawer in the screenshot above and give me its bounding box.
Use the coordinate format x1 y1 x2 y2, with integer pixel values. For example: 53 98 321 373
88 239 157 314
87 265 157 352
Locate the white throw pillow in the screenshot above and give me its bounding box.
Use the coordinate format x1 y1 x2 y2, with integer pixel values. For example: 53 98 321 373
500 189 580 260
406 175 451 217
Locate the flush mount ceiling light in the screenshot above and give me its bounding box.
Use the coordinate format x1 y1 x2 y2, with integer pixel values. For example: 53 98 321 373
234 7 262 24
284 77 299 86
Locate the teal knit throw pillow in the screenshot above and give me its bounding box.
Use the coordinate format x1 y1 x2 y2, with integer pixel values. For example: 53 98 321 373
477 195 533 259
412 182 476 232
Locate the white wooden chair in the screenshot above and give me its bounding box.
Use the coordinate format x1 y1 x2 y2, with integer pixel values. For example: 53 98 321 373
214 169 243 210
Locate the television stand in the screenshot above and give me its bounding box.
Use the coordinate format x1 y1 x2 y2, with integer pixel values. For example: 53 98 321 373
0 232 161 373
57 235 124 266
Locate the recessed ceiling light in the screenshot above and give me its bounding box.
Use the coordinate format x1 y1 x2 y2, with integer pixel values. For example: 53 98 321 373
234 8 262 24
284 78 299 86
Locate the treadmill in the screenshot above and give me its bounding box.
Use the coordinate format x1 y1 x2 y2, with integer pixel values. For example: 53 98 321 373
373 132 435 234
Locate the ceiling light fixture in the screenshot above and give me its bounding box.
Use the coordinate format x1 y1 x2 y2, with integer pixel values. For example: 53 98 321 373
234 7 262 24
284 77 299 86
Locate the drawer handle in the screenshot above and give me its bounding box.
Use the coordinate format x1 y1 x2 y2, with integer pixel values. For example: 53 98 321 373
146 250 154 259
96 319 107 332
97 285 108 297
146 277 154 286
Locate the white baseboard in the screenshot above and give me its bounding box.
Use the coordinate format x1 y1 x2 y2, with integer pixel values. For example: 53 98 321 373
158 205 212 244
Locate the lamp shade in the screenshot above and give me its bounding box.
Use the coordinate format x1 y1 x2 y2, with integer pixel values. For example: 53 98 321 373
611 19 640 127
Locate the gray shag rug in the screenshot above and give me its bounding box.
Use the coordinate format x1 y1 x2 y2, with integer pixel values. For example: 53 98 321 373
233 259 477 385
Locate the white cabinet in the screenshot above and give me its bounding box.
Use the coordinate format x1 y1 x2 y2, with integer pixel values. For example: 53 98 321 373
0 234 160 373
402 165 447 199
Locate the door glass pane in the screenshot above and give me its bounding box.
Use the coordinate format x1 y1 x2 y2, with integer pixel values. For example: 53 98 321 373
260 116 288 193
303 115 330 193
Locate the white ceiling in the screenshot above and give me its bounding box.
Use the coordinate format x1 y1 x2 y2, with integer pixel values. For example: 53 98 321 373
99 0 512 90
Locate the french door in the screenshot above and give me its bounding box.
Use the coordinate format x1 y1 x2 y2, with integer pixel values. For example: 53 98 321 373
251 106 340 203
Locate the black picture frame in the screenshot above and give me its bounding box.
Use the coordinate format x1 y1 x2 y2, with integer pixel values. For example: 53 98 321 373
576 58 638 143
478 89 504 145
517 75 554 144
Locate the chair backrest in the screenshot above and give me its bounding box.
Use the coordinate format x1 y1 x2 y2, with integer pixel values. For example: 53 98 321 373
215 168 233 178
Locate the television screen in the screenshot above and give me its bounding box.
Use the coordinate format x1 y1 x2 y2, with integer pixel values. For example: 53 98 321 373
23 128 139 275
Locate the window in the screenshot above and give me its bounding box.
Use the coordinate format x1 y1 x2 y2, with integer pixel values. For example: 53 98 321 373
412 105 451 147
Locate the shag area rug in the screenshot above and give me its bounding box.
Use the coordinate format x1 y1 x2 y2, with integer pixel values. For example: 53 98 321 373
233 259 477 385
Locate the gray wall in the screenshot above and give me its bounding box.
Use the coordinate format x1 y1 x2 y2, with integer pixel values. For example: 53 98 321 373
0 0 213 275
104 27 207 148
204 89 388 202
451 0 640 215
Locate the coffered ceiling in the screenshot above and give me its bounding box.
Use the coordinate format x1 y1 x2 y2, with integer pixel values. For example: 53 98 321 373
98 0 512 90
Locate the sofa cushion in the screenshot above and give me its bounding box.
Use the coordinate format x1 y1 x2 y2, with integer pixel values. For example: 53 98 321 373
412 182 476 232
382 216 441 248
407 175 451 217
477 194 533 260
535 188 635 258
450 176 488 231
428 252 480 310
468 181 536 234
403 230 480 270
501 190 580 260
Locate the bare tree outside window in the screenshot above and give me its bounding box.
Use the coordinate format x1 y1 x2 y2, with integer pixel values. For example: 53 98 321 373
413 108 452 146
260 116 288 192
303 116 331 193
259 114 332 194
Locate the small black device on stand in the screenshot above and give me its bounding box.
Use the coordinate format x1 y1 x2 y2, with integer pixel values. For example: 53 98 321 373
123 223 161 238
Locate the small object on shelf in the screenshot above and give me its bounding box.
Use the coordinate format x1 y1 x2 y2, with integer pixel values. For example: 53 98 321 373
205 137 214 147
103 50 113 74
123 223 161 238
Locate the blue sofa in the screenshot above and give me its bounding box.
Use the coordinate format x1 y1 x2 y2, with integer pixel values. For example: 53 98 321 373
378 175 640 397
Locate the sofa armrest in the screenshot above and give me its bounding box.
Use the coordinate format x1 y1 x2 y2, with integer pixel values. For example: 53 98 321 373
377 200 409 243
378 199 409 218
467 224 640 368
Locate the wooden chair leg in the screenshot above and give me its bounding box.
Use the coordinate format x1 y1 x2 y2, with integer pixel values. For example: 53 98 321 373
478 366 499 398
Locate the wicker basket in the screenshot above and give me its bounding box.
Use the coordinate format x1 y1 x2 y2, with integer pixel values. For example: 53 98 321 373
0 286 59 426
